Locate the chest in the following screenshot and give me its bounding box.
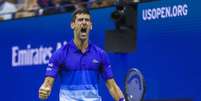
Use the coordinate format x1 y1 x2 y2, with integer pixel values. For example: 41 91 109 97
63 51 101 71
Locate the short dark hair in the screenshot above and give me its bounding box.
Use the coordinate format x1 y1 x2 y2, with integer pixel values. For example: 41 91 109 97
71 8 90 22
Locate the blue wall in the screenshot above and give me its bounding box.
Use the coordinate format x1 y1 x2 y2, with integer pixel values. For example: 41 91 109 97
137 0 201 100
0 0 201 101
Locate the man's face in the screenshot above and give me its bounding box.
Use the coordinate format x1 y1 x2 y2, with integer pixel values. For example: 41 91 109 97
71 13 92 41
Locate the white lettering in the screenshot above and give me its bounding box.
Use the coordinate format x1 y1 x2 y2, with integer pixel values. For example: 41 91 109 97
142 4 188 21
11 41 67 67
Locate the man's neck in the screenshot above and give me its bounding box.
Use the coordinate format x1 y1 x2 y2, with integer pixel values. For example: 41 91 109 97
74 38 88 53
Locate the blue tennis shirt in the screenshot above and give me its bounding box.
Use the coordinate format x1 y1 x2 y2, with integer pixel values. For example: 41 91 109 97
45 40 113 101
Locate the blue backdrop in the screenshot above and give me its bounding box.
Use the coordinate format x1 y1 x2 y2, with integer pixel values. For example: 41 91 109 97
0 0 201 101
137 0 201 101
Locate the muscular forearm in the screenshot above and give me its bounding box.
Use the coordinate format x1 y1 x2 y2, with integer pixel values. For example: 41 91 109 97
43 76 55 87
106 79 125 101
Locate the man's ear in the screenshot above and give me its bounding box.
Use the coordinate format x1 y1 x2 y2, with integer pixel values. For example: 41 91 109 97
71 22 74 29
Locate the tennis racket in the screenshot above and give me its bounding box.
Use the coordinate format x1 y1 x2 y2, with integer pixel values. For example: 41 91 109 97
124 68 146 101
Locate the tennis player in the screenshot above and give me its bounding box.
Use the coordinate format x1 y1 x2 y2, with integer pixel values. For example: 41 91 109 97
38 8 125 101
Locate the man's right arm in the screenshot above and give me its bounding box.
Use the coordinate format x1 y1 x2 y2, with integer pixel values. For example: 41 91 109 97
38 76 55 100
38 46 65 100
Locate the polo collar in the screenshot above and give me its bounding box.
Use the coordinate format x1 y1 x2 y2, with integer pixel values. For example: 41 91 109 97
69 40 92 53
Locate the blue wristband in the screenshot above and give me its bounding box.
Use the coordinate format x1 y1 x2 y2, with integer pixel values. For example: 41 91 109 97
119 98 125 101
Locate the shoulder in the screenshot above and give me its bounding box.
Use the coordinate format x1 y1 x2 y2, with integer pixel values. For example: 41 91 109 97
50 43 69 61
56 43 69 53
90 44 107 56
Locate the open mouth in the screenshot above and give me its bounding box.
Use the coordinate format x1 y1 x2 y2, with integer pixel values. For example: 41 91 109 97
81 28 87 33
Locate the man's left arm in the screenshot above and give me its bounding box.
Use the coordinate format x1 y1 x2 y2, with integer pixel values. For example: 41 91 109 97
99 50 125 101
106 78 125 101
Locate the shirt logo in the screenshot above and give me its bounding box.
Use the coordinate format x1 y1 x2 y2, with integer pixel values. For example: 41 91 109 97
92 59 99 64
48 63 53 67
108 65 111 68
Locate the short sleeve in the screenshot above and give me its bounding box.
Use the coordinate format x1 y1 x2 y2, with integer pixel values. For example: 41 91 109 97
99 50 114 81
45 48 64 78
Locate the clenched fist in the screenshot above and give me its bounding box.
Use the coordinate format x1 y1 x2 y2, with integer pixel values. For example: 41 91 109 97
38 77 55 100
38 83 52 100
